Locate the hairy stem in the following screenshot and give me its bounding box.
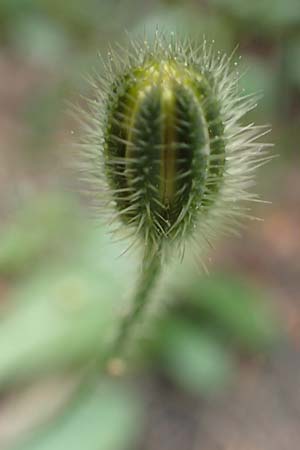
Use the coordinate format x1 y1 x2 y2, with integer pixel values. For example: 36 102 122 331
112 244 162 356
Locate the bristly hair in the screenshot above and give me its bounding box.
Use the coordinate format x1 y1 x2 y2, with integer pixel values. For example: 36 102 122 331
73 30 272 266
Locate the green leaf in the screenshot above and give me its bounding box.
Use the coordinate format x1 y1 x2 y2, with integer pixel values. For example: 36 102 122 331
171 271 279 351
0 269 109 384
9 15 70 67
160 319 233 394
11 380 141 450
287 38 300 88
210 0 300 30
133 8 233 51
0 194 80 277
0 196 137 386
239 57 277 118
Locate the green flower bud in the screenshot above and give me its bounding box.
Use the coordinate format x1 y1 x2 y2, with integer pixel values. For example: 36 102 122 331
78 33 271 258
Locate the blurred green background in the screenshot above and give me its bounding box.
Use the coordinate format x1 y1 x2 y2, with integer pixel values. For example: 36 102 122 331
0 1 299 450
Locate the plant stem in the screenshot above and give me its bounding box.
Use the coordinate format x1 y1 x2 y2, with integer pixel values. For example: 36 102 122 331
112 244 162 356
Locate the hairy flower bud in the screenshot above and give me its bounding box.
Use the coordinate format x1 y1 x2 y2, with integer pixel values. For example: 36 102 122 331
78 33 271 258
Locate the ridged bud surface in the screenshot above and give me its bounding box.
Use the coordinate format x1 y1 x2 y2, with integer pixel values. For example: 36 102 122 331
79 34 271 257
104 61 226 244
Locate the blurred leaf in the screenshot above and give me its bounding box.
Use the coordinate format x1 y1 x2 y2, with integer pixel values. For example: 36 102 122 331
12 380 141 450
0 269 109 384
23 82 67 150
159 319 233 394
210 0 300 31
132 7 234 51
41 0 140 36
172 272 279 351
0 194 136 386
0 0 35 21
239 56 277 118
9 15 70 67
287 38 300 88
0 194 81 277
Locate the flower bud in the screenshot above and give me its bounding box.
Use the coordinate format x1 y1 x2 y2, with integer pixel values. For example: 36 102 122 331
79 34 271 256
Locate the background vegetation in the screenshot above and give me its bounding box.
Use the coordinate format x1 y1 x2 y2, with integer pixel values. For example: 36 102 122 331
0 1 299 449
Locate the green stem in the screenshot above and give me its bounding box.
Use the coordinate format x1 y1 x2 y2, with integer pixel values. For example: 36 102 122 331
112 244 162 356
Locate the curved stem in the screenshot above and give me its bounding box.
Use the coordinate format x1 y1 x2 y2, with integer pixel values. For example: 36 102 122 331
112 244 162 356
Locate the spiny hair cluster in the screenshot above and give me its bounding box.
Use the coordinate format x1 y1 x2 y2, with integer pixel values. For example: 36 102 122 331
77 32 271 262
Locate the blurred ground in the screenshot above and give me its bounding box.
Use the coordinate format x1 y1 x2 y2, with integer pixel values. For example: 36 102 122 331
0 42 299 449
139 170 300 450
